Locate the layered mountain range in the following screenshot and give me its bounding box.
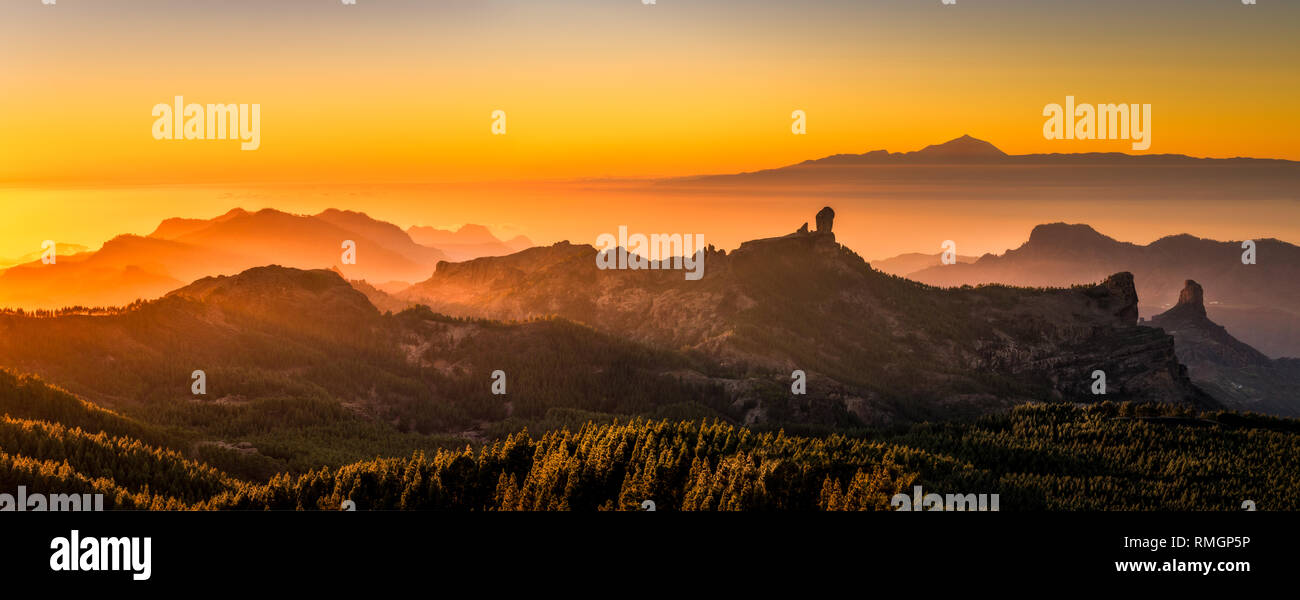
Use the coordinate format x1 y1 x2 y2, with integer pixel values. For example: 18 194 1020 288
3 199 1297 437
0 207 1230 446
407 223 532 261
1149 280 1300 416
0 264 729 454
0 208 530 310
892 222 1300 358
399 208 1215 423
3 139 1297 511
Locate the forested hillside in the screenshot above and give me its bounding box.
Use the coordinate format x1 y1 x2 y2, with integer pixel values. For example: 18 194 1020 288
5 370 1296 510
0 260 1291 512
0 267 740 471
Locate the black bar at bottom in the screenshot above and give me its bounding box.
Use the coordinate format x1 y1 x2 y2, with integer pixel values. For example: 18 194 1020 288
0 511 1284 590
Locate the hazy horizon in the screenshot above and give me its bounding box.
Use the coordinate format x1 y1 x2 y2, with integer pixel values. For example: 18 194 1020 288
3 169 1297 265
5 0 1298 263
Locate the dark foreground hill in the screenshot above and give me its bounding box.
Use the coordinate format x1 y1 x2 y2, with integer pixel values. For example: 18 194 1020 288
0 266 741 470
3 370 1297 510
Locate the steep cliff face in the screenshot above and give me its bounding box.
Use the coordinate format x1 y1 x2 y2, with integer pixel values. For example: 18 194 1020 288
1151 280 1268 368
401 208 1214 421
967 273 1204 404
1151 280 1300 416
907 222 1300 359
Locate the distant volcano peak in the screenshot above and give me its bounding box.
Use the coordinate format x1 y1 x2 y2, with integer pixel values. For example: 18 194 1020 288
911 135 1006 158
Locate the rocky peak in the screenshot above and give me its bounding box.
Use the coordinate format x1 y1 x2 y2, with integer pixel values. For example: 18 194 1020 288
740 207 841 250
1150 280 1274 374
1175 280 1206 317
1153 279 1210 327
1082 272 1140 325
815 207 835 234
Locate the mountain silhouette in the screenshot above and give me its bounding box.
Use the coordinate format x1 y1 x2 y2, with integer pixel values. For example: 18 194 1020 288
910 134 1008 159
906 223 1300 358
406 224 530 262
0 208 533 310
1149 280 1300 416
872 252 976 276
0 265 738 452
0 207 1226 439
401 207 1214 421
0 243 89 269
773 135 1295 169
672 137 1300 222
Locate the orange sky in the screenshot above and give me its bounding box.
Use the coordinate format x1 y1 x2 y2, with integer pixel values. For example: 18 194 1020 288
1 0 1297 260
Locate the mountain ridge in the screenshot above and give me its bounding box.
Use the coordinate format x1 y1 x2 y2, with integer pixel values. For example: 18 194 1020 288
792 135 1297 168
402 207 1216 420
0 208 532 310
1150 280 1300 416
406 223 532 262
905 223 1300 358
669 135 1300 188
